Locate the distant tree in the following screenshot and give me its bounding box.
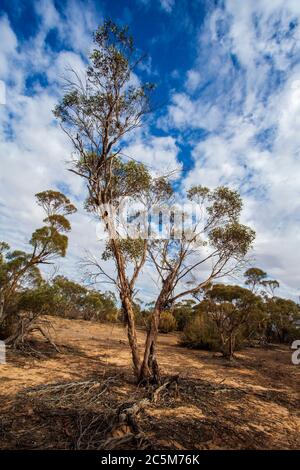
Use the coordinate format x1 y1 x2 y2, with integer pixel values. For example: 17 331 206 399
244 267 267 292
261 279 280 298
203 284 262 358
83 289 118 322
18 275 119 323
158 311 177 333
0 191 76 343
173 299 197 331
265 297 300 343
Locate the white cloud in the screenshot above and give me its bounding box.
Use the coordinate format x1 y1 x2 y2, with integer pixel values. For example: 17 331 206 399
159 0 175 13
185 70 201 92
0 15 18 82
124 135 181 177
160 92 222 131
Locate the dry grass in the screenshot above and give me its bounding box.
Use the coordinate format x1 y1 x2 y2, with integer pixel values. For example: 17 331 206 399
0 315 299 449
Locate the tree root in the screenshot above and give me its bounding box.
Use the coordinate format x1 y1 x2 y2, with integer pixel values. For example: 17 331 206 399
99 375 180 450
13 373 180 450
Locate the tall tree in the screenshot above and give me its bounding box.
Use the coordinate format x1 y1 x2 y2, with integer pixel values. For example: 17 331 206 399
54 20 156 379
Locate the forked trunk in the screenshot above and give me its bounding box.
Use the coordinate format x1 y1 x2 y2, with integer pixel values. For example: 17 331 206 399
139 276 174 384
139 305 162 384
105 225 144 381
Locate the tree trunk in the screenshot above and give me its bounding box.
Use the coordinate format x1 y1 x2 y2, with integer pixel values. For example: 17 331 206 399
139 303 163 384
139 275 175 384
110 238 142 381
0 295 5 328
122 295 141 379
228 333 235 359
0 295 4 322
0 293 9 339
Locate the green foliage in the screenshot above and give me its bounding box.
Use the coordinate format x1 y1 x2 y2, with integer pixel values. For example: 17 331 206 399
186 184 255 262
187 186 210 204
180 313 221 351
54 20 154 171
244 267 267 291
30 226 68 258
35 190 76 217
159 311 177 333
207 284 259 306
173 299 197 331
16 282 54 315
265 297 300 343
0 190 76 335
181 285 263 357
261 279 280 298
187 186 242 223
43 215 72 232
179 267 300 355
0 248 42 292
243 268 279 299
13 275 119 323
207 187 242 221
83 156 153 211
30 190 77 260
50 275 118 321
150 177 173 205
102 238 146 263
209 222 255 257
110 159 151 201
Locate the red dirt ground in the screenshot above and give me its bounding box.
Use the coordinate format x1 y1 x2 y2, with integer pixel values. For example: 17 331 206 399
0 315 299 449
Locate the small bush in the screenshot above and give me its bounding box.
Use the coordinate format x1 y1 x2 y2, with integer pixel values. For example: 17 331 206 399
180 314 220 350
159 311 177 333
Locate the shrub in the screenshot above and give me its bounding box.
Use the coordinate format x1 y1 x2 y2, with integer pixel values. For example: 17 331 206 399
173 300 197 331
181 312 246 355
180 313 220 350
159 311 177 333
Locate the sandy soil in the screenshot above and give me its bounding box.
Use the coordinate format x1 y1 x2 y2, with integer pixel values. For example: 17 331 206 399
0 315 299 449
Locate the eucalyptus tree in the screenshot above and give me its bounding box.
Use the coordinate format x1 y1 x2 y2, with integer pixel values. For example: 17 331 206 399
261 279 280 298
0 190 76 341
201 284 262 358
139 186 255 382
53 20 255 383
244 267 267 292
54 21 159 378
265 297 300 343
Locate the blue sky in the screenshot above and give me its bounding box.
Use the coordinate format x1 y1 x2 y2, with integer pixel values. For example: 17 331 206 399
1 0 300 301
